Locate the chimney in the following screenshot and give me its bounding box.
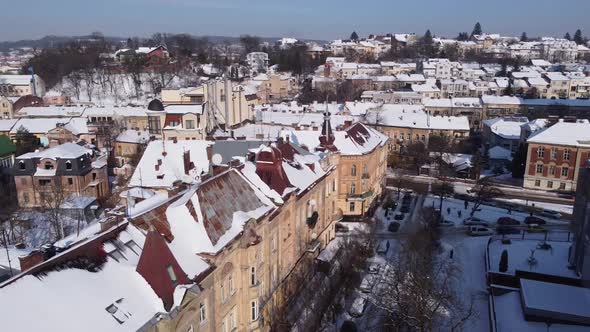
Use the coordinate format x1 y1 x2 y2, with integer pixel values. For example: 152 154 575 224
19 250 45 271
157 159 162 166
155 164 160 171
183 150 191 175
206 145 213 161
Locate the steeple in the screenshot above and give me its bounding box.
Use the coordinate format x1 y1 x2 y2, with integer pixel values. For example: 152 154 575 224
318 100 337 151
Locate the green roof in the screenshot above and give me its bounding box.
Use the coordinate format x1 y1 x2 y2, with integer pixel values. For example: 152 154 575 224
0 135 16 156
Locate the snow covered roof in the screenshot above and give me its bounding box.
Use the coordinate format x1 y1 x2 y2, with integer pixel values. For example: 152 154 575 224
117 129 150 144
481 95 522 105
411 83 440 93
488 146 513 160
483 117 529 140
0 224 164 332
0 119 18 132
0 74 38 86
366 104 470 131
129 140 212 189
83 107 149 118
163 169 275 278
531 59 552 67
17 106 86 118
165 104 204 115
17 142 91 159
10 118 88 135
527 77 549 86
527 120 590 147
344 101 380 116
546 72 569 81
256 107 357 128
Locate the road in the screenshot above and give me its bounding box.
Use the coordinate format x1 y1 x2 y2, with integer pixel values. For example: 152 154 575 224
386 174 575 205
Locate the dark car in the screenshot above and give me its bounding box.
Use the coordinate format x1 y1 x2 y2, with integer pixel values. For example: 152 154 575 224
497 217 520 225
394 213 405 221
496 226 520 235
524 216 546 225
388 222 401 232
400 206 410 213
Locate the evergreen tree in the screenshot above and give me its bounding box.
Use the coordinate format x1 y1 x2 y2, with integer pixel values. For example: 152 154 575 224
457 32 469 41
564 32 572 41
350 31 359 41
574 29 584 45
499 250 508 273
511 143 528 178
520 32 528 42
471 22 482 37
420 29 435 57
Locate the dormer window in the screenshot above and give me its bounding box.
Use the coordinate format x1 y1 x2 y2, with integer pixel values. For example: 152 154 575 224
44 161 54 170
66 161 72 170
105 299 131 324
19 160 25 170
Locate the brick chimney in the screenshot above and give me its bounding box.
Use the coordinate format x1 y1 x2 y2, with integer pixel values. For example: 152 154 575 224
19 250 45 271
183 150 191 175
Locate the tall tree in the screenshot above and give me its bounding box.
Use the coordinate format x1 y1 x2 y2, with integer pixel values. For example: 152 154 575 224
457 32 469 41
511 143 528 178
520 32 528 42
420 29 435 57
471 22 483 37
239 35 261 54
574 29 584 45
564 32 572 41
350 31 359 41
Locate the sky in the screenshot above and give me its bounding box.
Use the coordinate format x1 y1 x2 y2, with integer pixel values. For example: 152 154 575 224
1 0 589 41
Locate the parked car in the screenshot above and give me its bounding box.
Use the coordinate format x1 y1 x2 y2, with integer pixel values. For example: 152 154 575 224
524 216 546 225
394 213 405 221
497 217 520 225
526 224 547 233
438 219 454 227
540 209 562 219
349 296 368 317
463 216 489 226
467 226 493 236
359 275 375 293
388 222 400 232
496 226 520 235
367 263 381 274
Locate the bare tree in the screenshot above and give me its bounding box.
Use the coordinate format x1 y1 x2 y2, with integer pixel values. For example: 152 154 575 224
371 226 474 331
469 177 503 217
39 178 67 241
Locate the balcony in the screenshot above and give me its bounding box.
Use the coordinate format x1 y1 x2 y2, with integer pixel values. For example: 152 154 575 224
347 189 374 200
361 172 370 179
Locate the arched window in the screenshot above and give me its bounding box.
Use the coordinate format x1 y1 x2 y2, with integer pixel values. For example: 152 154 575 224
65 160 72 170
19 160 25 170
350 183 356 194
351 164 357 176
44 161 53 170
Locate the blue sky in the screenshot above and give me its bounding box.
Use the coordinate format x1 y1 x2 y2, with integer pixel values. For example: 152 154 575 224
1 0 589 41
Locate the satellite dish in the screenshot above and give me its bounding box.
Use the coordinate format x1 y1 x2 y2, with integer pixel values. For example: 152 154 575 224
212 153 223 165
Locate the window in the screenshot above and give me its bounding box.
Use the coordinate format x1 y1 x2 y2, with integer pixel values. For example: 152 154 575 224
251 300 259 321
39 179 51 186
536 164 543 173
166 265 177 286
68 178 73 185
547 181 553 188
229 274 235 294
351 164 357 176
561 167 569 177
250 266 257 286
559 182 566 190
551 148 558 159
564 149 570 161
537 147 544 158
199 302 207 322
65 160 72 170
23 193 29 204
19 160 25 170
221 282 226 302
332 179 336 192
185 120 195 129
349 183 356 194
92 173 97 181
44 161 54 170
349 202 355 212
534 179 540 187
271 235 277 252
228 309 236 330
549 166 556 175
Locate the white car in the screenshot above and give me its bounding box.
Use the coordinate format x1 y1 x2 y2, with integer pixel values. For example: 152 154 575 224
349 296 368 317
463 216 489 226
540 209 562 219
467 226 493 236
